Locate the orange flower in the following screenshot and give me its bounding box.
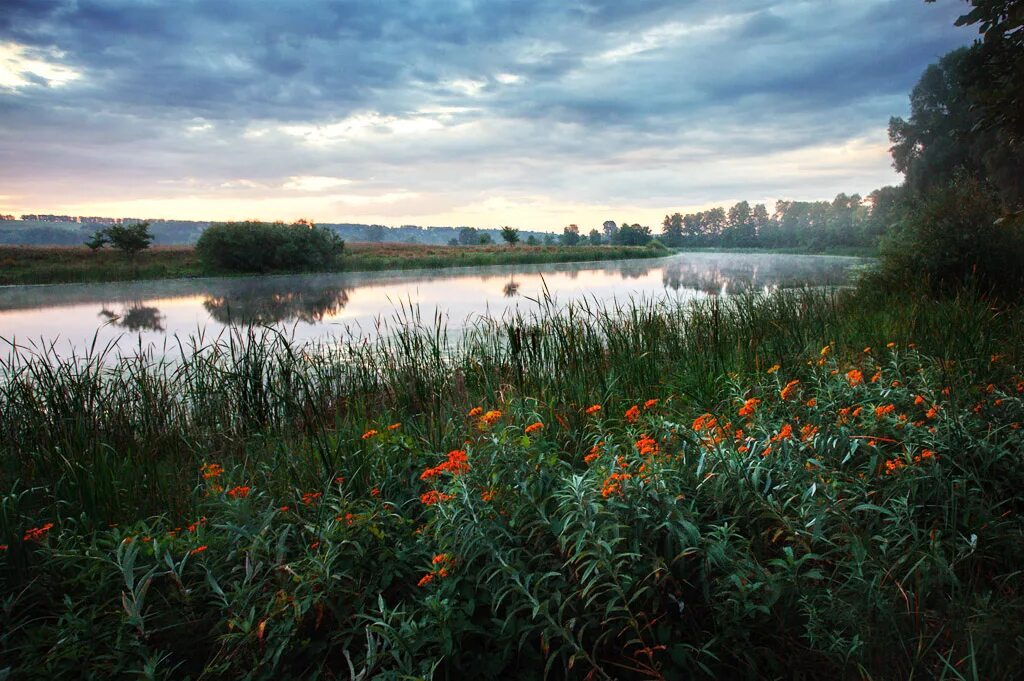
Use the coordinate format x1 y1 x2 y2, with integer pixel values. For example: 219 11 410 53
524 422 544 435
738 398 761 417
481 488 496 502
387 422 401 430
301 491 322 505
780 380 800 401
926 404 939 419
643 399 658 410
479 410 502 427
773 424 794 441
875 404 896 419
417 573 434 587
468 406 484 417
585 404 602 415
846 369 863 386
767 364 781 374
279 505 290 512
852 406 863 418
601 472 633 497
310 541 320 549
226 485 251 499
23 522 54 542
421 450 470 480
914 395 925 405
635 436 659 456
420 490 455 506
370 487 381 497
820 345 831 358
870 370 882 383
584 442 603 464
692 413 718 432
805 398 817 407
884 458 905 475
624 405 641 423
200 463 224 479
432 553 450 564
362 429 378 439
190 545 208 555
886 342 895 348
800 424 818 442
334 476 346 484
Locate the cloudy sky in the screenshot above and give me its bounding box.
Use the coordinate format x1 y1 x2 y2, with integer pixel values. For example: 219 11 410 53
0 0 972 230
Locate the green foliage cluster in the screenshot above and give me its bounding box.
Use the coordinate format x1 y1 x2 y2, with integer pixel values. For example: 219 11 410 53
194 221 345 273
84 221 154 256
1 288 1023 678
874 175 1024 295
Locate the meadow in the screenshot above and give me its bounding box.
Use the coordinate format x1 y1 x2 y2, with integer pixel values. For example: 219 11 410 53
0 242 666 286
1 283 1022 679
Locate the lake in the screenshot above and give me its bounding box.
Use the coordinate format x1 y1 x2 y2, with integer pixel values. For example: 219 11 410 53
0 252 867 356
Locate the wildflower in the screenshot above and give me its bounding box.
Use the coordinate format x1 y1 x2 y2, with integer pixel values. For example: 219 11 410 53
870 370 882 383
468 407 484 417
200 463 224 479
767 364 781 374
420 450 470 480
420 490 455 506
635 436 658 456
361 429 378 439
692 413 718 432
226 485 251 499
886 342 895 348
820 345 831 358
875 404 896 419
387 422 401 430
780 380 800 401
370 487 381 497
301 491 322 505
991 354 1004 363
334 476 346 484
601 472 632 498
800 424 818 442
187 517 207 533
432 553 449 565
279 506 290 512
738 398 761 417
23 523 55 542
479 409 502 427
884 458 905 475
852 406 863 418
773 424 794 441
863 347 871 354
585 404 602 415
914 395 925 405
417 573 434 587
310 541 320 549
942 386 951 396
914 449 936 463
525 422 544 435
190 545 208 555
805 398 817 407
584 442 603 464
437 567 450 578
481 488 496 502
846 369 863 386
986 383 996 394
643 399 658 410
625 405 641 423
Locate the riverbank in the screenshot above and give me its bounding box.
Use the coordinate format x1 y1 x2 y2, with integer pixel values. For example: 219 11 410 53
0 242 669 286
1 285 1022 678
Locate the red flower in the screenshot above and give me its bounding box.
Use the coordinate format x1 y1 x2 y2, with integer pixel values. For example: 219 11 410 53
420 490 455 506
524 422 544 435
417 573 434 587
624 405 641 423
23 522 55 542
226 485 251 499
190 545 208 555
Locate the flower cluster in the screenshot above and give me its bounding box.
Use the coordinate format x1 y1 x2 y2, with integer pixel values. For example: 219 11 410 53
420 450 470 480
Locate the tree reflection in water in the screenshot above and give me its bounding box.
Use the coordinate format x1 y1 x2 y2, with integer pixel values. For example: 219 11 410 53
203 285 351 325
503 279 520 297
660 255 856 295
98 304 166 332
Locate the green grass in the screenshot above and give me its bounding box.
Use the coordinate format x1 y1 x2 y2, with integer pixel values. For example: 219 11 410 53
1 285 1022 679
0 243 667 286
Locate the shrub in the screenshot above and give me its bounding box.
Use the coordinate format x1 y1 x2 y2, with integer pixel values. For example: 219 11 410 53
876 176 1024 296
195 221 345 273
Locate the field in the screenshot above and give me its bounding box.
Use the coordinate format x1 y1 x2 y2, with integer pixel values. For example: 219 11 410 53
1 285 1022 679
0 242 666 286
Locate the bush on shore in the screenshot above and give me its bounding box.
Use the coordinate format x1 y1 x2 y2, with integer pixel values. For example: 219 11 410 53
195 220 345 273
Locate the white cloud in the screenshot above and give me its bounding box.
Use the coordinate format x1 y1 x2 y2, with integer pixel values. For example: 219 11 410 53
0 42 82 89
282 176 353 192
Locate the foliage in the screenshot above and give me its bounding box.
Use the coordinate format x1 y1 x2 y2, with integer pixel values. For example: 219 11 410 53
560 223 581 246
499 226 520 245
93 221 154 257
874 174 1024 296
2 288 1023 678
194 221 345 273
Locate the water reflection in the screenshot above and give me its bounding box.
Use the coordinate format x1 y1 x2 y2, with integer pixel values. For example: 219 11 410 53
203 283 351 325
0 252 869 354
98 304 166 332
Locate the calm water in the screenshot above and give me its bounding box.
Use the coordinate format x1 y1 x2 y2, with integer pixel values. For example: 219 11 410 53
0 252 867 355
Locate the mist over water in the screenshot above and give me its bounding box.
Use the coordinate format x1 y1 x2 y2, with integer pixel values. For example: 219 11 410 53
0 252 867 356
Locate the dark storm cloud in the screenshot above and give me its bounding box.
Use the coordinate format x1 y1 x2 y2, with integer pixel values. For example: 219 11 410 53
0 0 974 222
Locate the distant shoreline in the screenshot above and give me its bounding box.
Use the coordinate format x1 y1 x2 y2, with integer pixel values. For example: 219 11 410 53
0 242 679 287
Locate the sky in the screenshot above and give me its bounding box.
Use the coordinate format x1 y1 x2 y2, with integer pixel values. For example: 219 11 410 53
0 0 974 231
